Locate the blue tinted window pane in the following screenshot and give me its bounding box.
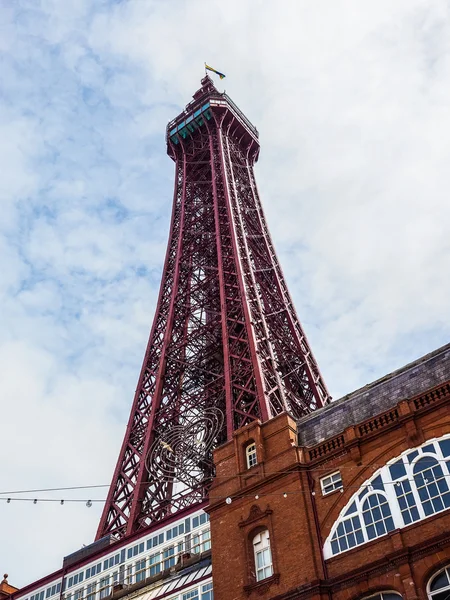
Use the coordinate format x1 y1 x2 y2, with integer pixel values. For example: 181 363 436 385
331 540 339 555
347 533 356 547
432 497 444 512
375 521 385 535
185 518 191 533
423 500 433 515
355 529 364 544
344 501 356 516
358 487 368 501
372 475 384 491
367 524 376 539
439 440 450 457
389 460 407 480
344 520 352 533
422 443 435 454
127 549 132 559
386 517 395 531
372 507 382 521
407 450 419 463
410 506 420 521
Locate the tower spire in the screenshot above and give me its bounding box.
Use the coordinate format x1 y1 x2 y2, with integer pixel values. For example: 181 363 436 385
96 82 330 541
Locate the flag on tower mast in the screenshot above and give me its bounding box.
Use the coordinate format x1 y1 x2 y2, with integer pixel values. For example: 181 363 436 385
205 63 226 79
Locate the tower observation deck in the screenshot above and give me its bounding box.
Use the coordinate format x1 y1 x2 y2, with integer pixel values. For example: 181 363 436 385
97 76 330 541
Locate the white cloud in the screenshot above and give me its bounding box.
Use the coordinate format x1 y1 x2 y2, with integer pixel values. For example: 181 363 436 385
1 0 450 587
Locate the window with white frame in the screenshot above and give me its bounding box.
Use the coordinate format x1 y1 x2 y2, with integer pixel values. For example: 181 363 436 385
246 443 257 469
361 593 403 600
149 552 161 577
86 584 96 600
320 471 343 495
98 577 110 600
253 530 273 582
192 529 211 554
135 558 146 583
201 582 213 600
324 434 450 558
428 565 450 600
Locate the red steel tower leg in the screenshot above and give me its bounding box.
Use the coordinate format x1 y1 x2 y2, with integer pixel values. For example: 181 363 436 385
96 77 330 541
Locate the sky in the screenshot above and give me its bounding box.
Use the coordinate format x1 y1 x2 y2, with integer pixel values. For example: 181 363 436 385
1 0 450 588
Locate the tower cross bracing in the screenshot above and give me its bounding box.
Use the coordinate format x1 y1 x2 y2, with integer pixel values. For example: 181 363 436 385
97 76 330 541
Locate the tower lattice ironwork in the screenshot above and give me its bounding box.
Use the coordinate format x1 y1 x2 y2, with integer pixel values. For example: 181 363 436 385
97 76 330 541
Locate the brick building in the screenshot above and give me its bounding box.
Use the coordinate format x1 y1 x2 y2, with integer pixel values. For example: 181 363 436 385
208 343 450 600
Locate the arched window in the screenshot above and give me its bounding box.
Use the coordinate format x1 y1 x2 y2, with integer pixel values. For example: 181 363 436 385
428 566 450 600
362 493 395 540
323 434 450 559
362 593 403 600
252 530 273 582
246 442 257 469
413 457 450 516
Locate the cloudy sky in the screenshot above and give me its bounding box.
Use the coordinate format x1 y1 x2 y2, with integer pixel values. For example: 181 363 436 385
2 0 450 587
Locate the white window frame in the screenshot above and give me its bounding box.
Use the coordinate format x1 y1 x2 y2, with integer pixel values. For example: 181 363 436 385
320 471 343 496
324 434 450 559
427 565 450 599
246 443 257 469
253 530 273 582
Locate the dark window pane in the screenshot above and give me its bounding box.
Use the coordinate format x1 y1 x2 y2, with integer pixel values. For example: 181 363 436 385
331 540 339 555
423 500 433 516
402 511 411 525
410 506 420 521
432 497 444 512
430 570 449 591
367 524 376 539
439 439 450 457
389 460 407 480
372 475 385 491
344 501 356 516
355 530 364 544
375 521 386 535
385 517 395 532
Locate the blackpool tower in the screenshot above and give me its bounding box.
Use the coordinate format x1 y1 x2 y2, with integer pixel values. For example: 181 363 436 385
96 75 330 542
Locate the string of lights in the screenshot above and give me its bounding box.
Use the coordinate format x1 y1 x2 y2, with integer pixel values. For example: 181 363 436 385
1 472 449 507
1 454 449 498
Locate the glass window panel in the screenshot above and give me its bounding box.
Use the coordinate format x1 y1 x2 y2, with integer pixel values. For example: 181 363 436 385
371 475 385 491
389 460 407 481
344 501 356 516
367 524 376 539
430 569 450 590
439 439 450 457
422 443 435 454
431 591 450 600
407 450 419 463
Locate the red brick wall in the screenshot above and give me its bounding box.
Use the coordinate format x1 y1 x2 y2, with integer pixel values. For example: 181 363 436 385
207 389 450 600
